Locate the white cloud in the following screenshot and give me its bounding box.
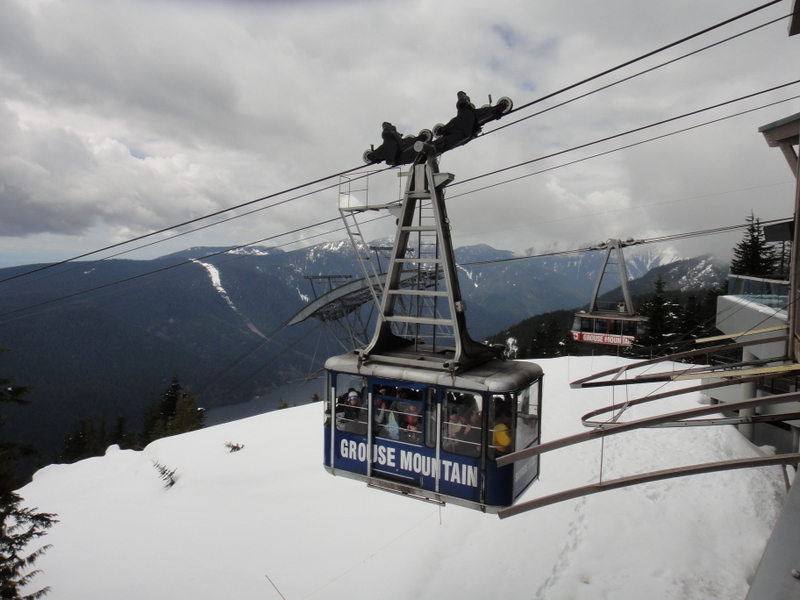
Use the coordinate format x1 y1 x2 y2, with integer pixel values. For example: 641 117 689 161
0 0 797 267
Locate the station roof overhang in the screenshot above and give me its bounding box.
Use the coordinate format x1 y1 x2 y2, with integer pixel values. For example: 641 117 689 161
760 112 800 175
791 0 800 36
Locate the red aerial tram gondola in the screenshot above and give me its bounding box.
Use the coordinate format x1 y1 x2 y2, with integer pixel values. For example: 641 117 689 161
571 239 648 347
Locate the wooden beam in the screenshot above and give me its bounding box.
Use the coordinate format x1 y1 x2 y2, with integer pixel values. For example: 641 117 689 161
693 325 787 344
671 363 800 381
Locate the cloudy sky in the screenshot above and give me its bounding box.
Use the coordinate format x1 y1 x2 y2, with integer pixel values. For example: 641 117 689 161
0 0 798 268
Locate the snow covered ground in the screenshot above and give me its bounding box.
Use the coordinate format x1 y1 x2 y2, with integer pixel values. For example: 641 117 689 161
18 356 788 599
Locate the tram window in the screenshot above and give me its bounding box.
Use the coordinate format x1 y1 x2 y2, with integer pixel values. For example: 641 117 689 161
441 390 482 458
373 384 395 397
395 387 420 401
622 320 636 336
373 393 400 441
489 394 514 460
334 375 368 434
593 319 606 334
395 399 422 444
581 317 592 332
515 384 539 450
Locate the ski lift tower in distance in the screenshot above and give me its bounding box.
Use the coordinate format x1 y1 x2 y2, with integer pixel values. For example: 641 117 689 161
571 238 648 347
324 141 544 513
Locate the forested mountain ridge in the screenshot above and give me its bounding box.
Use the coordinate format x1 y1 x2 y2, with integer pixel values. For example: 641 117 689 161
0 241 724 470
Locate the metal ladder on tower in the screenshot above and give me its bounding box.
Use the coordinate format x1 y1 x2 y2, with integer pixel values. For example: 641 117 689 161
358 142 499 373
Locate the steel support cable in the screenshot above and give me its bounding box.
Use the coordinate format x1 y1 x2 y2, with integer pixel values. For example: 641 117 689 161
4 91 797 319
452 80 800 190
0 168 378 294
0 162 384 285
13 202 763 335
459 218 792 267
0 5 784 288
196 318 325 397
486 13 791 139
0 209 393 324
0 4 783 288
498 0 785 119
219 319 326 397
450 91 800 199
0 215 341 322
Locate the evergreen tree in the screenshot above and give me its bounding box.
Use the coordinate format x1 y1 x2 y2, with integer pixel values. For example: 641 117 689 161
141 375 205 445
0 351 56 599
730 212 777 277
773 240 792 279
0 499 57 599
527 317 563 358
639 275 679 349
58 415 137 464
678 294 703 340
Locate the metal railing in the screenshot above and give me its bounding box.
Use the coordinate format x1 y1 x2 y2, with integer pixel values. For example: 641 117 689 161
727 274 789 310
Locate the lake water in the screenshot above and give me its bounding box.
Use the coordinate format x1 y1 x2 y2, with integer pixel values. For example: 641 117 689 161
205 377 325 426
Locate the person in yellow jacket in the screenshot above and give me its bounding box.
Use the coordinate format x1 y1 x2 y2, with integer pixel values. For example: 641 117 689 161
492 412 513 455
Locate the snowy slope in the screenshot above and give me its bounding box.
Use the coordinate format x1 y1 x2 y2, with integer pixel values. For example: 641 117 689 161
18 356 787 599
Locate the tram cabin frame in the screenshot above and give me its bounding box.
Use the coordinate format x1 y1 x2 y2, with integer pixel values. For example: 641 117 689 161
571 312 647 347
324 353 543 512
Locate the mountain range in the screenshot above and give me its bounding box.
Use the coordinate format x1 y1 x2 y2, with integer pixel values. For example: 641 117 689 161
0 240 728 466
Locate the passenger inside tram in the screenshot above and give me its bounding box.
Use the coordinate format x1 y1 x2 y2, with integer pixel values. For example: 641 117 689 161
401 402 422 444
443 408 466 453
490 395 513 457
374 394 400 440
336 388 367 434
461 406 482 457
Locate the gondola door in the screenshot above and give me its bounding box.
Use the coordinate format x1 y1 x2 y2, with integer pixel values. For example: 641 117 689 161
436 389 485 505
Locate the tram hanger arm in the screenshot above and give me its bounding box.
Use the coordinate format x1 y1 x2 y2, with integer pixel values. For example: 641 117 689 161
497 453 800 519
496 390 800 467
570 335 788 388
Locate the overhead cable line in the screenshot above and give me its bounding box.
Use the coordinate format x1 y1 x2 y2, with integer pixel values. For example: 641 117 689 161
0 169 369 292
0 209 392 324
2 4 781 286
0 216 341 322
486 12 791 137
5 84 796 321
195 216 794 397
453 80 800 190
460 218 791 267
449 91 800 201
0 163 382 285
503 0 784 118
5 86 794 322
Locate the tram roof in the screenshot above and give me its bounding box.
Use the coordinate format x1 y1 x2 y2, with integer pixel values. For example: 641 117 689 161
325 352 543 392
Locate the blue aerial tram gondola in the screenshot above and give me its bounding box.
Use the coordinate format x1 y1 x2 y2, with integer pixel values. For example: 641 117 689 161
324 128 543 512
324 353 542 511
